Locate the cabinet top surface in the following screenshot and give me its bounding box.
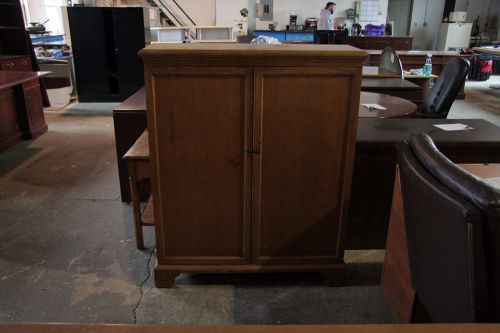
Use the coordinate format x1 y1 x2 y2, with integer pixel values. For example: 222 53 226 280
139 43 368 59
0 71 50 90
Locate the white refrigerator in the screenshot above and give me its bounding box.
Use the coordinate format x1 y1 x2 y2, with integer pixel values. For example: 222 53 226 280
437 23 473 51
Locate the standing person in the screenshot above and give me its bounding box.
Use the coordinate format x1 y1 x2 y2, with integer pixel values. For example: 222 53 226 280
318 2 336 30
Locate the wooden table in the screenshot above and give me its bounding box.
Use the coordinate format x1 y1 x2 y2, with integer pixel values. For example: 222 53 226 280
123 130 153 250
381 164 500 323
2 323 500 333
361 78 422 105
359 92 417 119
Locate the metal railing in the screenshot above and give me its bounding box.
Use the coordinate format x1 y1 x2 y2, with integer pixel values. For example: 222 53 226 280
151 0 196 38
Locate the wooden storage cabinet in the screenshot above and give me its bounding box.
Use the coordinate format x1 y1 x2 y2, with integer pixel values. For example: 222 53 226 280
141 44 365 287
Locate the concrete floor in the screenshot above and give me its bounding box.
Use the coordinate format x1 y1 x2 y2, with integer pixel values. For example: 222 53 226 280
0 77 499 324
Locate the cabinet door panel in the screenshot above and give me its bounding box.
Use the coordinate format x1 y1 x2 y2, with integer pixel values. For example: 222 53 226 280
0 88 20 143
112 8 145 97
150 67 253 265
67 8 110 98
252 67 360 265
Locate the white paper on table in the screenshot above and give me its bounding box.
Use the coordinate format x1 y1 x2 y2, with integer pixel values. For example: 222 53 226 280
433 124 474 131
485 177 500 190
361 104 387 111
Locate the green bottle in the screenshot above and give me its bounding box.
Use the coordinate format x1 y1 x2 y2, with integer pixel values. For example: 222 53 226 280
423 53 433 76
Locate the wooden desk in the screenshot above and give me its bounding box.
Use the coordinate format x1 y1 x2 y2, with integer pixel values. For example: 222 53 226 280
112 94 500 252
113 88 148 203
123 130 153 250
361 78 422 105
359 92 417 119
381 164 500 323
348 36 413 50
0 71 50 152
363 66 401 78
349 119 500 250
2 323 500 333
472 47 500 57
365 51 469 100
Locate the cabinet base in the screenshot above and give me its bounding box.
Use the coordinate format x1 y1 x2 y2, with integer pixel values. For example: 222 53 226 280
0 132 23 152
154 262 347 288
22 124 48 140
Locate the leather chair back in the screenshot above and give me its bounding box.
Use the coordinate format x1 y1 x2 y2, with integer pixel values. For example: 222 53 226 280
396 132 500 322
379 46 403 78
420 57 470 118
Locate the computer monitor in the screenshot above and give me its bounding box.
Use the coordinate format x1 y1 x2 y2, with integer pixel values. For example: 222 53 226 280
314 30 348 45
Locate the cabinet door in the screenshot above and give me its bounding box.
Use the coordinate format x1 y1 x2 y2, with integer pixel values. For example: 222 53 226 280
22 80 47 139
0 88 20 150
112 8 145 98
150 67 253 265
67 7 110 100
252 67 360 265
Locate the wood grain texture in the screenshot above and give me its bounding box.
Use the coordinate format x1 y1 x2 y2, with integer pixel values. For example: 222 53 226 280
141 44 365 286
150 67 253 265
2 323 500 333
252 67 359 265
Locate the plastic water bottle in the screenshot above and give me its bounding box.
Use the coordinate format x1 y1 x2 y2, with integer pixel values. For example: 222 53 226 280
423 53 433 76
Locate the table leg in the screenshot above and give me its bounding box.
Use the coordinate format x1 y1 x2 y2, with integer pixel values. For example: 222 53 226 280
128 161 145 250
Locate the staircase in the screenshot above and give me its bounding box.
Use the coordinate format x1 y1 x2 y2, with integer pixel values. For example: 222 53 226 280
150 0 196 37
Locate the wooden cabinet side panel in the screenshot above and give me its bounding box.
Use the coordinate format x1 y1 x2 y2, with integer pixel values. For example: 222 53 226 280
252 67 361 265
0 88 22 151
147 66 253 265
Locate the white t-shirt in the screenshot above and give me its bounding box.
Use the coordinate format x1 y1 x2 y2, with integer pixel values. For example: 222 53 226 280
318 8 334 30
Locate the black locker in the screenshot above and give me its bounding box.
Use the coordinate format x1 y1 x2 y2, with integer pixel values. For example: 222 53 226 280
68 7 145 102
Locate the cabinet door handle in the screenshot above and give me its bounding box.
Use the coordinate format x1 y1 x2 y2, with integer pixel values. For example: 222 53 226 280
246 149 261 155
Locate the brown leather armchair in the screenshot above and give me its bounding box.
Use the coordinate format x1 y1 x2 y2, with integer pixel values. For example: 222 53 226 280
396 132 500 323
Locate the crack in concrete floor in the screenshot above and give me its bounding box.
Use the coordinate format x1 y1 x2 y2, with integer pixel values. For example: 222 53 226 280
133 247 156 324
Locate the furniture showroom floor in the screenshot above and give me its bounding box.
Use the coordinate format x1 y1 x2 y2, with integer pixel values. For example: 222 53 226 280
0 77 499 324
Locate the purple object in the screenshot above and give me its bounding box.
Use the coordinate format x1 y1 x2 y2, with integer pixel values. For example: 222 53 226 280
364 24 385 36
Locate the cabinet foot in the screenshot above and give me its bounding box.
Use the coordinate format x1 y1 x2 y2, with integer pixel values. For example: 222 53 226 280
322 267 346 287
154 268 179 288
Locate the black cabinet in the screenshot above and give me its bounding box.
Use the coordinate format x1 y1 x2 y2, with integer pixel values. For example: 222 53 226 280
68 7 145 102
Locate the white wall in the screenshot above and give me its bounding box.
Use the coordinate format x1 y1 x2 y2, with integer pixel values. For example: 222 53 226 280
216 0 388 31
27 0 48 23
176 0 216 25
409 0 446 50
455 0 500 41
257 0 388 30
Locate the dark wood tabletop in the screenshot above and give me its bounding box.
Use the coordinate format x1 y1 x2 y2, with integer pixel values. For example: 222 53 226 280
114 87 146 112
0 71 51 90
357 119 500 145
359 92 418 119
123 130 149 160
361 78 420 90
362 66 401 78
